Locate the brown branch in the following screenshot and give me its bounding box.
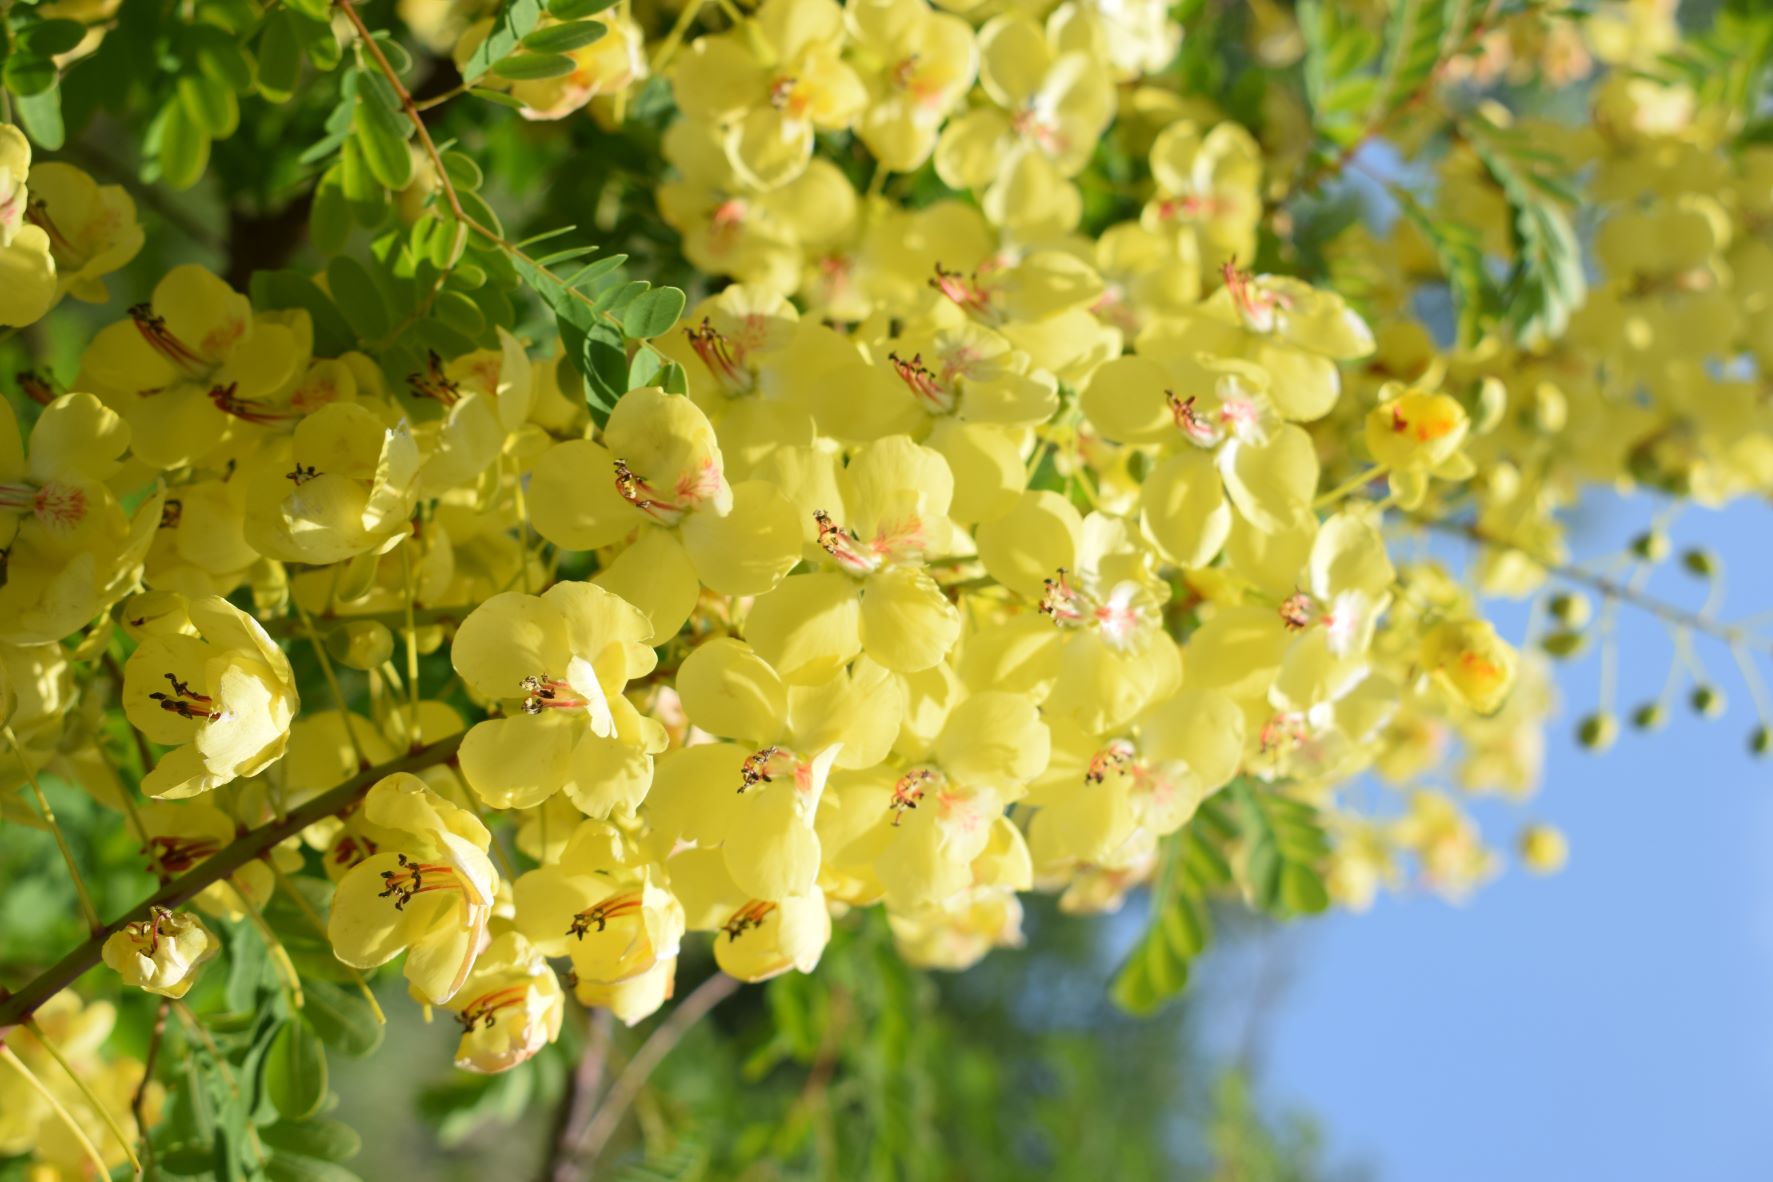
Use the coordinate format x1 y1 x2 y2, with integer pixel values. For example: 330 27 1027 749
575 973 741 1169
0 732 464 1038
543 1009 614 1182
133 1001 169 1178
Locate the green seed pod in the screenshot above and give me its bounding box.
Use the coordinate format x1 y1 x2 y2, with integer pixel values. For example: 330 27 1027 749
1577 711 1618 752
1751 726 1772 757
1630 702 1667 731
1690 685 1726 718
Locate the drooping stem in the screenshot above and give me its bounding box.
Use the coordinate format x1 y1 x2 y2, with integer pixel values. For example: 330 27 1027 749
24 1014 144 1175
0 733 463 1036
0 1045 114 1180
575 973 741 1168
6 726 102 933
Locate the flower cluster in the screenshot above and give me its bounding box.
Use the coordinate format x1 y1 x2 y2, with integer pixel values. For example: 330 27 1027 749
4 4 1772 1168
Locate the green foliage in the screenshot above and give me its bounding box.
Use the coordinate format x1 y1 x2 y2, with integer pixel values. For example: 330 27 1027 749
1235 783 1333 919
1463 111 1587 345
1111 797 1236 1015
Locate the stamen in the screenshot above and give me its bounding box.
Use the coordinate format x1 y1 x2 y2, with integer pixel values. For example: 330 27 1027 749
142 836 221 875
377 852 464 910
929 264 1000 325
407 350 462 407
286 463 320 485
1165 389 1222 446
720 900 776 942
889 769 937 826
738 746 788 794
519 673 587 715
813 510 882 575
1220 259 1290 334
1038 568 1088 627
1085 740 1137 785
454 983 533 1031
567 889 644 939
1279 591 1315 632
160 499 183 529
209 382 297 425
121 907 174 957
130 304 208 374
682 318 753 394
17 370 54 405
889 351 957 415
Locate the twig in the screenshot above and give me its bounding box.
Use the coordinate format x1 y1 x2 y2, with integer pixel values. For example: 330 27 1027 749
134 1002 169 1180
576 973 741 1168
0 733 464 1037
544 1009 615 1182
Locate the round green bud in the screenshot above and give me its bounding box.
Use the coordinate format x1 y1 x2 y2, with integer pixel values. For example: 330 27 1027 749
1548 592 1591 628
1629 702 1667 731
1690 685 1726 718
1540 629 1588 658
1630 530 1670 563
1577 711 1618 752
1681 548 1717 578
1751 726 1772 757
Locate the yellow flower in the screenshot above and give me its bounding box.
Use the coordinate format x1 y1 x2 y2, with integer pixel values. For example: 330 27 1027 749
447 930 566 1073
1420 618 1518 716
451 581 664 813
101 906 217 998
121 594 299 798
327 772 500 1005
513 820 685 986
0 124 58 328
25 162 143 305
846 0 977 172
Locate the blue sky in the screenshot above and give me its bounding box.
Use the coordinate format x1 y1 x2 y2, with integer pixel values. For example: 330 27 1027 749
1209 495 1773 1180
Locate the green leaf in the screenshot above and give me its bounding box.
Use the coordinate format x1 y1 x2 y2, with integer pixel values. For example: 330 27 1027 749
303 980 384 1058
14 84 63 150
621 285 685 340
1370 0 1465 125
440 150 484 191
352 83 415 190
251 270 358 355
257 11 305 102
470 86 530 109
264 1154 364 1182
462 0 545 83
178 75 240 138
490 51 577 80
265 1017 328 1122
578 320 630 426
628 344 664 389
1110 805 1233 1015
1390 184 1497 348
260 1118 362 1162
284 0 332 19
548 0 619 17
520 20 607 53
1234 782 1331 918
4 54 57 98
22 19 87 57
325 256 393 341
1463 113 1587 345
155 98 211 190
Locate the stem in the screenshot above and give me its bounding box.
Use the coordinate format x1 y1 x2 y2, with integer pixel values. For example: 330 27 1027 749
293 596 370 771
649 0 708 74
0 733 463 1036
543 1009 614 1182
0 1045 113 1180
576 973 741 1168
1313 464 1388 510
24 1015 144 1175
134 1002 169 1180
6 726 102 933
229 884 305 1010
399 542 424 747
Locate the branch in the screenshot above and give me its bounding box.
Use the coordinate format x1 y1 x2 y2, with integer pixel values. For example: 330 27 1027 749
542 1009 614 1182
0 732 464 1037
574 973 741 1169
1402 511 1773 655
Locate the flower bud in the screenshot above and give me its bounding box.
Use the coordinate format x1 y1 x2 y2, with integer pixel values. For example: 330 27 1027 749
1630 530 1670 563
1540 629 1588 659
1681 548 1717 578
1690 685 1726 718
1518 824 1568 874
1577 711 1618 751
1548 592 1591 628
1630 702 1667 731
1752 726 1772 757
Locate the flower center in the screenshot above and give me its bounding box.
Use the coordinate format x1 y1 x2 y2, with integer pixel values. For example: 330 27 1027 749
121 906 176 956
1221 260 1288 334
813 509 881 575
143 836 221 875
0 480 87 532
612 458 719 527
929 264 1000 326
889 351 957 415
738 745 805 794
130 304 211 377
209 381 297 425
1164 390 1222 446
520 674 587 715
